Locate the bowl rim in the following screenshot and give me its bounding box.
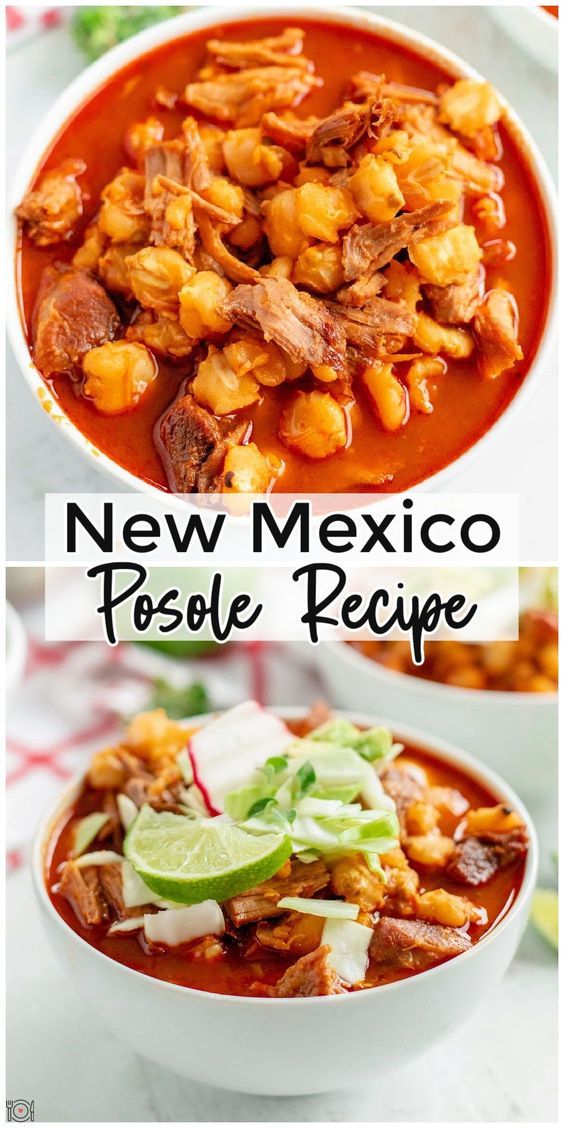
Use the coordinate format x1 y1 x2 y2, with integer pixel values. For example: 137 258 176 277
32 704 539 1008
321 638 558 706
7 2 558 503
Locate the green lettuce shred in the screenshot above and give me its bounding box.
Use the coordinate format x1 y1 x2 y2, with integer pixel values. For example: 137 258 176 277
71 812 111 858
223 713 401 869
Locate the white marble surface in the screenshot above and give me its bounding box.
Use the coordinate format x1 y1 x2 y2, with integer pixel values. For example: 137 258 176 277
6 5 558 561
6 863 557 1122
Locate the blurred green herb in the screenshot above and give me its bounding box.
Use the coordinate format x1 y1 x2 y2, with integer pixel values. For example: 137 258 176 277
136 640 219 658
246 796 278 819
294 761 316 799
148 678 211 720
72 7 184 61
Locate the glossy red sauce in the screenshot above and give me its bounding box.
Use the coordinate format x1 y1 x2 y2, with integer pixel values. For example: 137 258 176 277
46 740 526 996
17 18 552 493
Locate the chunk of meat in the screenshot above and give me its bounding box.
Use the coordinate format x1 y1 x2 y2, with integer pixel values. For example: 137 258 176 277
380 764 425 835
348 71 438 109
98 863 154 920
220 277 347 370
424 267 484 325
181 116 213 192
206 28 307 69
325 297 417 358
32 265 121 378
268 945 345 997
144 141 196 256
17 158 85 245
446 828 528 886
224 859 330 927
58 861 108 927
261 111 318 154
256 911 324 955
306 102 376 168
98 863 127 917
123 774 188 814
146 149 237 262
473 289 523 379
159 393 247 493
184 67 321 129
337 270 386 307
196 211 259 283
98 791 124 852
370 916 471 970
342 202 453 280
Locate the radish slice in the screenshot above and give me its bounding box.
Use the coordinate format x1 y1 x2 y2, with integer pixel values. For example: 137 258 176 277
144 901 225 947
188 701 291 815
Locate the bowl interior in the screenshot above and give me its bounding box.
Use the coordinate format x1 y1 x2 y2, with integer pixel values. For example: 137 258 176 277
8 3 557 500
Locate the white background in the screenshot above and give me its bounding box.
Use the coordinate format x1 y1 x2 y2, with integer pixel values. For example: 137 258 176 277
6 5 558 560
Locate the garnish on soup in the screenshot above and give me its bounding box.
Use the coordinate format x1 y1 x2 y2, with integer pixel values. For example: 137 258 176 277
17 21 550 493
47 701 528 997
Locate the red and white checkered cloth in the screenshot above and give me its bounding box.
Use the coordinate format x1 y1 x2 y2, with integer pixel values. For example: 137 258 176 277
7 634 324 871
6 5 65 49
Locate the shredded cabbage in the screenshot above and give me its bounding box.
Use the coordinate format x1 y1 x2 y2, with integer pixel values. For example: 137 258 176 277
107 916 145 935
117 793 138 832
277 897 359 919
322 918 373 985
222 710 401 868
144 901 225 947
71 812 110 858
176 749 194 785
122 860 162 908
74 849 123 868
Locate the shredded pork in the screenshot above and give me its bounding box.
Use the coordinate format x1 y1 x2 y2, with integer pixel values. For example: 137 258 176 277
221 277 347 369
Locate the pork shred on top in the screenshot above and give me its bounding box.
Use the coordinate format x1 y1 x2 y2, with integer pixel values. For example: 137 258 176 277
17 22 529 495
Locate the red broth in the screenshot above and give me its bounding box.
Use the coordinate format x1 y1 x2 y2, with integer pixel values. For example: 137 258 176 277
46 741 526 996
17 18 552 493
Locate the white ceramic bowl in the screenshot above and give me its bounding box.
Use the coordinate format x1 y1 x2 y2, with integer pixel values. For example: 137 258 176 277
489 6 558 73
33 707 537 1096
316 643 557 804
8 3 557 501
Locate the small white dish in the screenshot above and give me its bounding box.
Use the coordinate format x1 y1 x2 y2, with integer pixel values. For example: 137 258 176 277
489 6 558 73
316 643 557 803
33 707 538 1095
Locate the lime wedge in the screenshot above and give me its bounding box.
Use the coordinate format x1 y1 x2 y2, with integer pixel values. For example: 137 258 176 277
124 806 292 904
530 888 558 950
